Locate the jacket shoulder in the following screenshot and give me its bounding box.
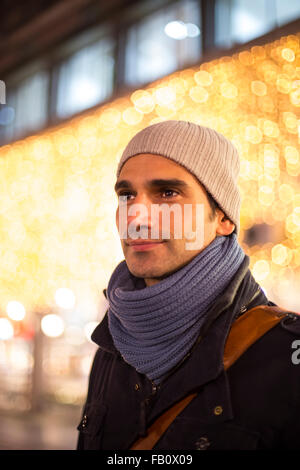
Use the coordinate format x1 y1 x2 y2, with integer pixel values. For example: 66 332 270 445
258 302 300 336
279 311 300 335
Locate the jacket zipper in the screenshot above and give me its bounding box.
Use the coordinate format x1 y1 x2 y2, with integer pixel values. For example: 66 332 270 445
149 347 195 395
239 287 261 316
151 381 158 395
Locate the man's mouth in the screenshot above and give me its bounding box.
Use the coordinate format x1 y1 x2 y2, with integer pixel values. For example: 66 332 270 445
126 240 166 251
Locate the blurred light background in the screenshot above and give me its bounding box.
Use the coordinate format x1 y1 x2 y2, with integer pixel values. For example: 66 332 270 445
0 0 299 450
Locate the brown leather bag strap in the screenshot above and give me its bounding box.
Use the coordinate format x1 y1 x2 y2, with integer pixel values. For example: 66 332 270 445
223 304 289 368
130 305 293 451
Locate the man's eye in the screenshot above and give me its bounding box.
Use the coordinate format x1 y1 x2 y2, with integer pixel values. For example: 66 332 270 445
118 192 133 202
161 189 179 198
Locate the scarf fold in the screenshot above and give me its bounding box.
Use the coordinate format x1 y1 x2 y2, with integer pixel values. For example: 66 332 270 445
107 233 245 383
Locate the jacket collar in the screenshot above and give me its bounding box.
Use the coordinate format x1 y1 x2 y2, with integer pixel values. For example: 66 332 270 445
91 313 117 355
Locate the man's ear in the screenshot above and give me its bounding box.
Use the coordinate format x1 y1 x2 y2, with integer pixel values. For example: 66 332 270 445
216 211 235 236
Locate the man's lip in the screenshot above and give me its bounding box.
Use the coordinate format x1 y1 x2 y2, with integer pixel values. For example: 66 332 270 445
126 240 165 246
127 241 166 252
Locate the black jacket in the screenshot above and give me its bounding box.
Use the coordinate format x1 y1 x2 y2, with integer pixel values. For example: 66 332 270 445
77 257 300 450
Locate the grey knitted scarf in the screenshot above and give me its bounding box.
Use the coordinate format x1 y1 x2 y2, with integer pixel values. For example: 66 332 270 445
107 233 245 384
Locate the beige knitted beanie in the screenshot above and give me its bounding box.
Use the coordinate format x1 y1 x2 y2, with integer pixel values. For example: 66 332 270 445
117 120 241 234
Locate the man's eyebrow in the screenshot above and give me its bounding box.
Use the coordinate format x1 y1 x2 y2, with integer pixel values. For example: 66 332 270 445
114 179 132 193
149 179 190 189
114 178 190 193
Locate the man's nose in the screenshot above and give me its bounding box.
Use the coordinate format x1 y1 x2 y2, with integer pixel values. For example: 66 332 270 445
128 195 159 238
129 194 152 226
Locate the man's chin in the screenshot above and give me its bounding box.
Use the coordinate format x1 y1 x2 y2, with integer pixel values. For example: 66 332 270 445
127 268 158 279
125 263 163 280
126 261 177 282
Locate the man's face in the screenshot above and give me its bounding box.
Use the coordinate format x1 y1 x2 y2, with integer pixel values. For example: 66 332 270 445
115 153 223 286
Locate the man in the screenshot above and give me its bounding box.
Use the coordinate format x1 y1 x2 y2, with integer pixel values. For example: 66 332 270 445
77 120 300 450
